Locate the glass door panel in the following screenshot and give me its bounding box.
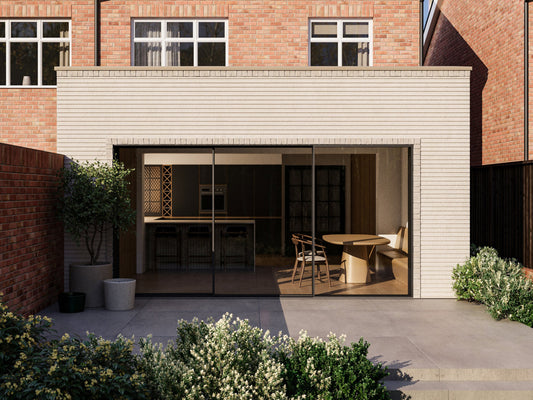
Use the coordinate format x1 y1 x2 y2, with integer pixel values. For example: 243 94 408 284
314 147 409 295
140 148 214 294
213 147 312 295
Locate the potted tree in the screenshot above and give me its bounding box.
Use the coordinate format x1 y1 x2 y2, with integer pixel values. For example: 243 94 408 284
57 160 135 307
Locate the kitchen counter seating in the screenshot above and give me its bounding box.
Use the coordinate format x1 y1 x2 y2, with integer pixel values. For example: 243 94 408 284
145 220 255 271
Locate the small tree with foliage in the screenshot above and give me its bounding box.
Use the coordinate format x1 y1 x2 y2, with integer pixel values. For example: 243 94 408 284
57 160 135 265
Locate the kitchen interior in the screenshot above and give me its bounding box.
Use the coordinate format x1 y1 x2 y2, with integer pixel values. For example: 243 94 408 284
121 146 409 296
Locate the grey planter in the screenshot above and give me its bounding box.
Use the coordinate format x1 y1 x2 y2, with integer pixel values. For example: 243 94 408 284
69 263 113 308
104 278 136 311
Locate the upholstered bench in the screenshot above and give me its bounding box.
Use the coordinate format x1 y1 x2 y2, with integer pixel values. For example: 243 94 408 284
377 226 408 284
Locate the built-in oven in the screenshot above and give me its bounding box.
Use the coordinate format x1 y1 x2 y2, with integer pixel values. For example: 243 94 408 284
199 184 227 214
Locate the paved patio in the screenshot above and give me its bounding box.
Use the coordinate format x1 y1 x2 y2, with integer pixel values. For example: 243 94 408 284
40 297 533 398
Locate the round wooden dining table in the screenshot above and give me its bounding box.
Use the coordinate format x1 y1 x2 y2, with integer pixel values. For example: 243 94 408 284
322 234 390 284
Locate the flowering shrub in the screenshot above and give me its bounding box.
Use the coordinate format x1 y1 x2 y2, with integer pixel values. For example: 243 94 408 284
139 313 391 400
453 247 533 327
0 298 149 400
2 299 391 399
139 315 287 400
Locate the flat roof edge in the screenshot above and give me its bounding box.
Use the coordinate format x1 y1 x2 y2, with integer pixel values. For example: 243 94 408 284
56 66 472 72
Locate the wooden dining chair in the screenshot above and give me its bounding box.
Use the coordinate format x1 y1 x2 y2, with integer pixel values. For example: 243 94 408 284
291 234 331 287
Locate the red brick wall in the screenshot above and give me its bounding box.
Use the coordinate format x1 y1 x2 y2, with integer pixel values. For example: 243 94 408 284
0 89 57 153
0 143 64 316
0 1 94 153
100 0 419 67
425 0 524 166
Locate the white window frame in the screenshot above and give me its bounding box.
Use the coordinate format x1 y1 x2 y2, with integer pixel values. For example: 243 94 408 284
0 19 71 87
308 19 373 66
132 19 228 67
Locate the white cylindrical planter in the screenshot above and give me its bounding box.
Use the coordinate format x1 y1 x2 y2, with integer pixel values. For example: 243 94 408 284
104 278 136 311
70 263 113 308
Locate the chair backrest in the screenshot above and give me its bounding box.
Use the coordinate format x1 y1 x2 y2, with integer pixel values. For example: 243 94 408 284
394 226 404 249
291 234 326 257
401 226 409 254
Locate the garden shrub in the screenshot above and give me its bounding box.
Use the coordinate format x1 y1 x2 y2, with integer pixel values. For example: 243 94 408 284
2 299 392 399
0 298 149 400
138 313 391 400
452 247 533 327
277 333 390 400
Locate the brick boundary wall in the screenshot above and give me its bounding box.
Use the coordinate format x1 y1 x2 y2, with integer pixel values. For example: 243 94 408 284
0 143 64 316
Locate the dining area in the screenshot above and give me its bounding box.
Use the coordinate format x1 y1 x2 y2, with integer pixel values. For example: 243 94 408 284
285 231 408 296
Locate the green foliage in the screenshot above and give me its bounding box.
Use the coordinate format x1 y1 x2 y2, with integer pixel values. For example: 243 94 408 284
2 300 391 400
138 313 391 400
0 299 52 377
0 298 149 400
56 160 135 264
452 247 533 326
138 314 287 400
277 333 390 400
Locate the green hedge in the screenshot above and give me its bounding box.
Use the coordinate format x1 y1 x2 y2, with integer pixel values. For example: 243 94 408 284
1 299 391 400
452 246 533 327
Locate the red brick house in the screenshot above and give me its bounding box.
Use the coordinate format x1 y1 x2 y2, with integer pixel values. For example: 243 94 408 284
0 0 470 309
425 0 533 268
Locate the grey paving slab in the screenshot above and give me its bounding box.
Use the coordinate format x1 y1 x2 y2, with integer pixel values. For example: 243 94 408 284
39 297 533 373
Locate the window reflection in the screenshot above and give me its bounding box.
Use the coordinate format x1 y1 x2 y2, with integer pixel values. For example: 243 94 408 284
11 42 37 85
198 42 225 66
11 22 37 38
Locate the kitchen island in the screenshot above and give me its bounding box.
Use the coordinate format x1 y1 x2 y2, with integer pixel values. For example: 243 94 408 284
145 217 255 271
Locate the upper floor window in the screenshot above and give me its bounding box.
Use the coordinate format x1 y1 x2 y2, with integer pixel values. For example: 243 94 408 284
309 19 372 66
0 20 70 86
132 20 227 67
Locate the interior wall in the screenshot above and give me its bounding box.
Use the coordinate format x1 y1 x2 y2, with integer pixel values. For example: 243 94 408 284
376 147 405 234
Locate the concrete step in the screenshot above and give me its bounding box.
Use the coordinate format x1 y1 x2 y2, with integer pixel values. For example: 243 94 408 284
385 380 533 400
387 368 533 382
384 369 533 400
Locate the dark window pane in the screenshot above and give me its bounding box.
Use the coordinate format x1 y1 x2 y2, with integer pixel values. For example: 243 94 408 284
167 22 193 38
0 43 5 85
135 22 161 38
198 42 225 66
43 22 69 38
42 42 70 85
310 42 337 66
343 22 368 38
10 42 37 85
134 42 162 66
342 42 369 66
311 22 337 38
166 42 193 66
199 22 225 38
0 22 5 38
11 22 37 38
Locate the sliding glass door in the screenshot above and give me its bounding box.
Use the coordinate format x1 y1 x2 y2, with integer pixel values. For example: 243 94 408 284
141 148 214 294
135 145 409 296
213 147 312 295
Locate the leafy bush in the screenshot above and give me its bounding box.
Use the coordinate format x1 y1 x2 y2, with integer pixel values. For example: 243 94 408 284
2 299 391 399
0 298 149 400
0 298 52 377
277 333 390 400
139 313 391 400
452 247 533 326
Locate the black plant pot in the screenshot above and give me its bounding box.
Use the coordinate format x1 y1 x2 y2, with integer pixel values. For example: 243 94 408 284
58 292 86 313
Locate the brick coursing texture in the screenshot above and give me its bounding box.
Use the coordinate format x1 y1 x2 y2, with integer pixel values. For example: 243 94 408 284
0 143 64 316
0 0 420 152
425 0 526 166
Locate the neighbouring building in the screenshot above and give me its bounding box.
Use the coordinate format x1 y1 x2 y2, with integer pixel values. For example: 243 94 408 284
425 0 533 268
0 0 470 300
